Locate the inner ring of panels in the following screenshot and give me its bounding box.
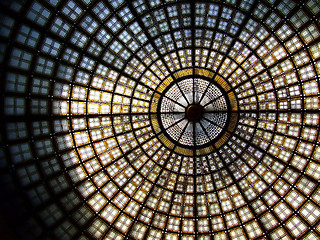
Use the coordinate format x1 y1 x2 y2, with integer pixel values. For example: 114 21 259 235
157 77 230 148
0 0 320 240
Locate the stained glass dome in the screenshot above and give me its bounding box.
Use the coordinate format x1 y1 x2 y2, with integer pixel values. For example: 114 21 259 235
1 0 320 239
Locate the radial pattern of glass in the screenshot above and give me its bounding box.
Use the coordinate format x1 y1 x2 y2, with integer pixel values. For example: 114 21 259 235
0 0 320 240
158 78 229 147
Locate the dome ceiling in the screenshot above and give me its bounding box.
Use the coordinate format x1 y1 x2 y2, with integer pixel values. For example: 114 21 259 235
0 0 320 239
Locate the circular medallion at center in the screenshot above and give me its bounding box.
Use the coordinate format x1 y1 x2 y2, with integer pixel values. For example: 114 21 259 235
155 77 233 149
186 104 204 121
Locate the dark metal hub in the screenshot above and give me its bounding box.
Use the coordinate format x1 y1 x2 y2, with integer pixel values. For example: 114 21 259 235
186 104 204 122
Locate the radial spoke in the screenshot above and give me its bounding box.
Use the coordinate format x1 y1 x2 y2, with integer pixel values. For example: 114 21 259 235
177 83 191 105
203 114 224 128
159 111 185 114
193 77 195 104
163 95 188 109
202 95 224 108
198 120 213 143
163 115 186 131
194 79 203 104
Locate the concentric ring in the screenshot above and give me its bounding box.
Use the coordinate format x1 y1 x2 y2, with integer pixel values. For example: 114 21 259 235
0 0 320 239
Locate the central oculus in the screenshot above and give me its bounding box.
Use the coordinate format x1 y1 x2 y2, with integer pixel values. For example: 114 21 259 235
186 104 204 121
156 77 231 147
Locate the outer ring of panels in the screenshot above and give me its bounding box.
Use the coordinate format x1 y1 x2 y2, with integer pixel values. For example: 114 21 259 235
0 0 320 240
